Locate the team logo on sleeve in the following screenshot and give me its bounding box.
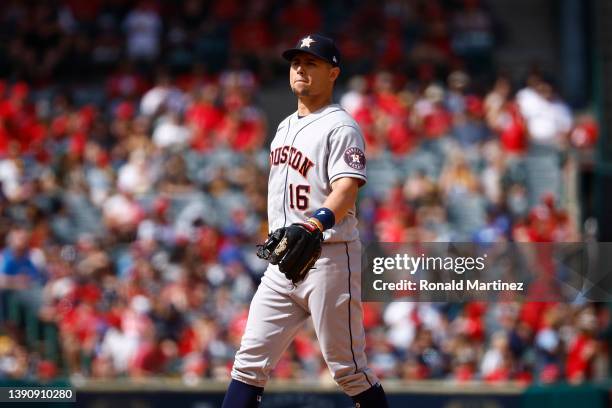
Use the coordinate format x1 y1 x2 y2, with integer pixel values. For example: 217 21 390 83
343 147 366 170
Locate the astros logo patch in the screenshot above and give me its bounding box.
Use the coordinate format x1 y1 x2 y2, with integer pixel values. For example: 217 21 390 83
343 147 366 170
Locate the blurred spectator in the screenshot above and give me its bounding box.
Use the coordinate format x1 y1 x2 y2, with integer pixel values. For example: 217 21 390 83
517 74 573 148
485 75 527 154
187 84 223 152
414 84 453 139
566 309 598 383
340 75 368 117
0 229 44 290
152 113 192 150
480 331 512 381
0 335 30 379
570 114 598 149
117 149 153 195
534 306 563 383
0 144 27 203
102 190 144 239
123 1 162 62
140 71 186 118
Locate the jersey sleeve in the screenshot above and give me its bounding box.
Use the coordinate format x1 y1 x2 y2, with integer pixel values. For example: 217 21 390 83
327 125 367 186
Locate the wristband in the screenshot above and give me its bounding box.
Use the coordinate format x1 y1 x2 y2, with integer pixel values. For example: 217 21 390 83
305 218 323 232
311 207 335 231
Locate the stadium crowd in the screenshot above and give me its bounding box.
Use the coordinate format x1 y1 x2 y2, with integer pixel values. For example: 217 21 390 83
0 0 607 388
1 0 499 81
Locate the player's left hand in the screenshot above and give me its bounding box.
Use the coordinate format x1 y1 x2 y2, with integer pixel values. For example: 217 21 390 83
257 222 323 284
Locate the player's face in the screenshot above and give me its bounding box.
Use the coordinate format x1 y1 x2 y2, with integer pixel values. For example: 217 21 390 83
289 53 339 98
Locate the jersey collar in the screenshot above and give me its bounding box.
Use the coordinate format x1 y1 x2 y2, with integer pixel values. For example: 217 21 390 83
291 104 342 129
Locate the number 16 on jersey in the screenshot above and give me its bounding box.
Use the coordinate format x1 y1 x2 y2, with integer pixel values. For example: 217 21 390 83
289 184 310 210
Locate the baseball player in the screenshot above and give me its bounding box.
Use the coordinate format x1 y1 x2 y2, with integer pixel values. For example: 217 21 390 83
222 34 389 408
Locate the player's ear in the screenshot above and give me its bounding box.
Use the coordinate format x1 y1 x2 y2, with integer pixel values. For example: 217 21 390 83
329 67 340 83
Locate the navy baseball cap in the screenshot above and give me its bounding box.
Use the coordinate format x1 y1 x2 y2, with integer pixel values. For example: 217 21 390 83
282 34 340 67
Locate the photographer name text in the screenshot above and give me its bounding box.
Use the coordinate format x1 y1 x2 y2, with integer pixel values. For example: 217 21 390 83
372 279 524 292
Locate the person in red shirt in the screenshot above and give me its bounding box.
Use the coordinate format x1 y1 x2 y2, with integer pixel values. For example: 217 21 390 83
186 84 224 152
485 76 527 154
367 72 415 154
423 103 452 139
58 301 101 375
412 84 453 139
372 72 403 117
498 102 527 153
566 310 598 383
129 335 169 378
352 100 381 155
215 96 265 152
0 82 45 154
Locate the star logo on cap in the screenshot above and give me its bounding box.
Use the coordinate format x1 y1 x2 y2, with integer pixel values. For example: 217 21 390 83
300 36 315 48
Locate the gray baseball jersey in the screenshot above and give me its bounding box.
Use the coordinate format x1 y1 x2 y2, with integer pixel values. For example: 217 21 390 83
231 103 379 397
267 103 367 242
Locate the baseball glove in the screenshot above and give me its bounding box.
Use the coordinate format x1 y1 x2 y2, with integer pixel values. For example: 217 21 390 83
257 222 323 284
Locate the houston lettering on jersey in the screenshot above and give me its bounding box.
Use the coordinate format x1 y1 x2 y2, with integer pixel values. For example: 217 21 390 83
270 146 315 178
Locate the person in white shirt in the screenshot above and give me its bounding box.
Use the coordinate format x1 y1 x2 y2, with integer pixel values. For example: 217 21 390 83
516 75 572 148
